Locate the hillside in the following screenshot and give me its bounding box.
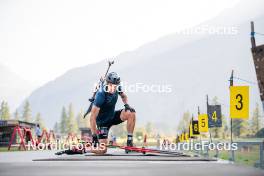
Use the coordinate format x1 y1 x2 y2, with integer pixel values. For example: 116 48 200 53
21 0 264 134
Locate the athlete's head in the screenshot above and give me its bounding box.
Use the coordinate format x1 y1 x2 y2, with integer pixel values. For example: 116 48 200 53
106 72 120 85
106 72 120 93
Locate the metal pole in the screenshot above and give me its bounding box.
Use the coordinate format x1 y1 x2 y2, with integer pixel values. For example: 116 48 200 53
229 70 234 161
198 106 203 154
251 21 256 49
260 141 264 169
207 95 213 143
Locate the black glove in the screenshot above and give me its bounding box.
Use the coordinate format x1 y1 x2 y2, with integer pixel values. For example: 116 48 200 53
92 134 99 147
124 104 136 112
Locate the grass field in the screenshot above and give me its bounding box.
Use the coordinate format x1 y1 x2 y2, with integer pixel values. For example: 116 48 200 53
194 140 262 168
0 147 23 152
207 147 260 167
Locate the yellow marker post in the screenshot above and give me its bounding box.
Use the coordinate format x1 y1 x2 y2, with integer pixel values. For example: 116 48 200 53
198 114 209 132
185 133 189 142
189 123 193 137
180 133 184 142
230 86 249 119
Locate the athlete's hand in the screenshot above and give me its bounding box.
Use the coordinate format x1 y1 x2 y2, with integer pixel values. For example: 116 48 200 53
92 134 99 147
124 104 136 112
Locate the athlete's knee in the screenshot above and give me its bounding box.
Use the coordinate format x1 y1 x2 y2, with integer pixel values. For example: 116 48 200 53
122 110 136 121
123 111 131 118
128 112 136 121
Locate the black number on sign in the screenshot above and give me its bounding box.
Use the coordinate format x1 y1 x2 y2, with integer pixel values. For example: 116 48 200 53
201 119 205 127
236 94 243 110
212 111 217 122
194 124 198 132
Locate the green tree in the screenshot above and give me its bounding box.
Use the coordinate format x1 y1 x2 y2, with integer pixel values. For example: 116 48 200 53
240 119 250 137
22 101 31 122
221 114 229 139
134 127 145 141
77 110 90 129
0 101 11 120
60 106 68 134
177 111 191 132
14 109 20 120
145 122 154 137
66 103 78 134
35 112 45 129
251 103 261 135
211 127 220 138
53 122 60 134
232 119 243 138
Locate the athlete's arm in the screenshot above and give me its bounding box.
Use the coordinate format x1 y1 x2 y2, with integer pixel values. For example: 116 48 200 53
119 92 128 104
119 92 136 112
90 105 100 134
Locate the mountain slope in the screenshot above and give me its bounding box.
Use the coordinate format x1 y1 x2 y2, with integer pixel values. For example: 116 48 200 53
22 0 264 133
0 64 33 112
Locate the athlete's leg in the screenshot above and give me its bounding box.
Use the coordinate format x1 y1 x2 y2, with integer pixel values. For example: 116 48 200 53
120 109 136 134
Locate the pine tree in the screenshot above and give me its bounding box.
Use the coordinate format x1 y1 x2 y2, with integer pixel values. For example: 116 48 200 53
251 103 261 135
232 119 243 137
222 114 229 139
66 103 78 134
60 106 68 134
53 122 60 134
14 109 20 120
177 111 191 132
77 110 89 129
211 127 220 138
0 101 11 120
240 119 250 137
35 113 45 129
145 122 154 137
22 101 31 122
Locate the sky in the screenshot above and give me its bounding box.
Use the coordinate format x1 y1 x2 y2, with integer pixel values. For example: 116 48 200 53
0 0 240 86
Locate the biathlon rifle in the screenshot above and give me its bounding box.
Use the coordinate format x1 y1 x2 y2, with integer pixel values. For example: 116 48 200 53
83 60 114 118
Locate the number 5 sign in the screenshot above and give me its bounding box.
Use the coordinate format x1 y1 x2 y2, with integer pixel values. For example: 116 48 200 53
198 114 209 132
230 86 249 119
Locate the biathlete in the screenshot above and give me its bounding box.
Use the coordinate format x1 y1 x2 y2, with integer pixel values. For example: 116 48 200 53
89 72 136 154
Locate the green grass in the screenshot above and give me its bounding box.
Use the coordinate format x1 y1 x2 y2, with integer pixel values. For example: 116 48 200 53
207 146 260 167
187 139 262 168
0 147 28 152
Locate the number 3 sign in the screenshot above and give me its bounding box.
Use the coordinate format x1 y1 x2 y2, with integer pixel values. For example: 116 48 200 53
230 86 249 119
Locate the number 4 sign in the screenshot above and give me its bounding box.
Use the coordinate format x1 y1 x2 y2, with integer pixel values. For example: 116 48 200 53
207 105 222 128
230 86 249 119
